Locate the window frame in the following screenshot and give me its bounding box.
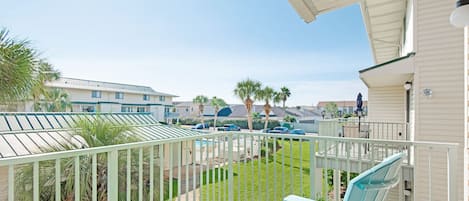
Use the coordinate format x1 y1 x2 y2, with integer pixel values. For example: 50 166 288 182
91 90 102 98
115 92 124 99
137 107 146 113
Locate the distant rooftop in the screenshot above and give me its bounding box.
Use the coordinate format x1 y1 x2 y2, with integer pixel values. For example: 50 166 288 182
316 100 368 108
47 77 178 97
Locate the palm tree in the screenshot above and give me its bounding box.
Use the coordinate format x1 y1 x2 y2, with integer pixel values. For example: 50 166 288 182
42 88 71 112
279 86 291 110
32 61 61 111
0 28 60 107
256 86 275 130
234 79 261 132
324 102 338 119
210 96 227 129
0 28 38 103
16 114 140 201
273 91 282 107
73 114 137 147
193 95 209 124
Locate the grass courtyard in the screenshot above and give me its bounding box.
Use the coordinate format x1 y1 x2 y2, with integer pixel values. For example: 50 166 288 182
200 140 321 201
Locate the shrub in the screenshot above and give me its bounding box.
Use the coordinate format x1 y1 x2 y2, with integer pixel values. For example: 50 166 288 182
284 115 297 123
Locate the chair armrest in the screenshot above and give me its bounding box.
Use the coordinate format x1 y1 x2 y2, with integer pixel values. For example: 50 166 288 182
358 177 400 191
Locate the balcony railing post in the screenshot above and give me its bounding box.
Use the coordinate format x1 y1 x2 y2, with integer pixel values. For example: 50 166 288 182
309 139 316 199
33 161 39 201
107 150 119 201
447 146 458 201
228 133 234 201
8 165 14 201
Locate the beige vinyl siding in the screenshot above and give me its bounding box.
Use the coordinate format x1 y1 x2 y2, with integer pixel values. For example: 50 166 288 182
367 86 406 123
414 0 465 200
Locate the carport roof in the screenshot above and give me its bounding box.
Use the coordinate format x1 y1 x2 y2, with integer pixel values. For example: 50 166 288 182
0 112 201 158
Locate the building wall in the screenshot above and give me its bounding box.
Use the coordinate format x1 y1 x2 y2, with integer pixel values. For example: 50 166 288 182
59 88 91 102
149 105 165 121
47 88 174 121
62 88 171 106
98 103 121 113
175 105 198 118
413 0 465 200
367 86 406 123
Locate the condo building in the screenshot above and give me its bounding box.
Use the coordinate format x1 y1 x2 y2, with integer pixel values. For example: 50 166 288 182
3 77 177 122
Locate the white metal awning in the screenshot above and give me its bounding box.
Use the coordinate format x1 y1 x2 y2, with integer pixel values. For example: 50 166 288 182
0 113 201 158
359 52 415 87
289 0 407 64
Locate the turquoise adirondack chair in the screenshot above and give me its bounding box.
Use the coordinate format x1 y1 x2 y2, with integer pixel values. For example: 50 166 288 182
284 152 405 201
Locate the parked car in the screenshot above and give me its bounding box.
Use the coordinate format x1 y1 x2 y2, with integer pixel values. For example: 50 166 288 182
289 129 306 135
192 123 209 130
268 126 289 134
217 124 241 131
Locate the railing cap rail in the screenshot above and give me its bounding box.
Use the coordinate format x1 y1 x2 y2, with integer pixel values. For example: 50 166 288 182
0 132 459 166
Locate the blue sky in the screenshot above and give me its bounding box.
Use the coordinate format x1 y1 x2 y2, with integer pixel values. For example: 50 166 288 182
1 0 373 106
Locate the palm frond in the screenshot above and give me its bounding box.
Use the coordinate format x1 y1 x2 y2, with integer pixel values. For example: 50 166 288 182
0 28 60 104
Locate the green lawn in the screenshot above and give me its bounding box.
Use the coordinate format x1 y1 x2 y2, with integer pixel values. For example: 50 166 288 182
200 140 326 201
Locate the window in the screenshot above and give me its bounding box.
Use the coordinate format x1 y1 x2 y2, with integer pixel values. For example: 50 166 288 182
137 107 146 113
121 106 133 112
115 92 124 99
159 96 165 102
82 105 95 112
91 91 101 98
143 94 150 101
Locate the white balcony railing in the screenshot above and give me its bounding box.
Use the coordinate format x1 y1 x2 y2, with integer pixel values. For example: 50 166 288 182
0 132 458 201
319 119 409 141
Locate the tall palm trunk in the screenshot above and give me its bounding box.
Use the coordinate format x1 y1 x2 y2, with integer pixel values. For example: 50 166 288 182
247 111 253 132
264 103 271 130
245 98 254 132
199 104 204 124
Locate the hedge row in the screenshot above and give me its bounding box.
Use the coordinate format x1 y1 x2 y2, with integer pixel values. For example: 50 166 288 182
174 118 281 130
